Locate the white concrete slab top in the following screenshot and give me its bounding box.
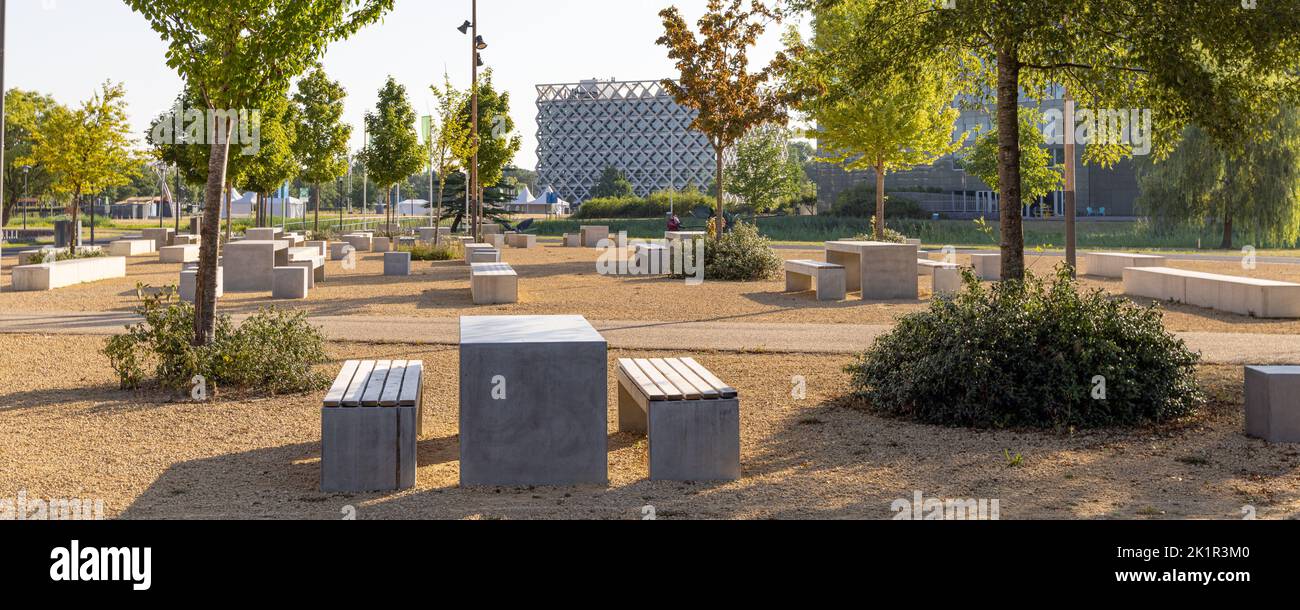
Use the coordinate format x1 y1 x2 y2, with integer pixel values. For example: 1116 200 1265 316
460 315 605 345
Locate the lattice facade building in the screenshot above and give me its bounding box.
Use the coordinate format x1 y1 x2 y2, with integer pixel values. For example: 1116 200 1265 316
536 79 715 204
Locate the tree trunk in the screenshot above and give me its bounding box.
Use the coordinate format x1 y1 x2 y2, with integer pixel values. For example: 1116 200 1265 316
194 119 233 347
714 144 725 237
874 161 886 241
434 178 446 246
995 46 1025 281
1221 205 1234 250
313 183 320 234
223 179 232 244
69 188 82 256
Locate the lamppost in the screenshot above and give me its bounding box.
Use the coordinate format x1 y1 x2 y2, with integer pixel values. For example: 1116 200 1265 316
459 2 487 241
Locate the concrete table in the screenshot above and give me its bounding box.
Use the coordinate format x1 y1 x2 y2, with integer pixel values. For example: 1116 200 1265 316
665 230 706 242
224 240 290 292
459 315 608 486
824 240 918 300
141 228 176 251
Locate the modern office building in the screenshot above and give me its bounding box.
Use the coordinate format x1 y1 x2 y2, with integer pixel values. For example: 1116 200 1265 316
536 78 716 204
812 95 1142 218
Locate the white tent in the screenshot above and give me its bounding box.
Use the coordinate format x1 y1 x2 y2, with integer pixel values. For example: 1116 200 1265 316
394 199 431 216
530 186 571 215
514 186 534 205
223 190 305 219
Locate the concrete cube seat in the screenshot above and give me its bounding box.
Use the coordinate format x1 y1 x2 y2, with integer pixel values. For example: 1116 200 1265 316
342 233 372 252
288 251 326 287
1084 252 1167 278
328 242 355 261
173 234 201 246
506 233 537 249
418 227 450 242
272 266 309 299
321 359 424 492
580 225 609 248
917 258 958 276
179 267 224 302
932 266 963 295
108 239 155 257
470 262 518 305
485 234 506 249
160 244 200 264
141 228 176 251
468 248 501 264
478 223 503 235
224 240 290 292
1123 267 1300 318
12 256 127 291
617 357 741 482
1246 366 1300 443
384 252 412 276
784 260 846 301
563 233 581 247
665 231 706 242
245 228 280 241
373 237 392 253
304 240 328 257
463 243 496 265
971 253 1001 281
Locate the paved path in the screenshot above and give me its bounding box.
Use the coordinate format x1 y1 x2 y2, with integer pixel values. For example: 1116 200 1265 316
2 311 1298 364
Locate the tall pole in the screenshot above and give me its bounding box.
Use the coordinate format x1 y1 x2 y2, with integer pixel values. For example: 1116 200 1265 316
2 0 8 263
22 167 29 231
1063 89 1077 277
471 0 480 242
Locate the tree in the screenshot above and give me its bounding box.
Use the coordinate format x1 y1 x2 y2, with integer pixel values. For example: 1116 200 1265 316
1137 106 1300 250
451 69 522 225
359 77 425 237
293 66 351 234
126 0 394 346
21 82 137 254
785 0 962 238
428 74 467 245
591 166 634 199
657 0 789 237
241 91 299 230
4 90 60 223
803 0 1300 280
726 126 804 215
961 108 1062 207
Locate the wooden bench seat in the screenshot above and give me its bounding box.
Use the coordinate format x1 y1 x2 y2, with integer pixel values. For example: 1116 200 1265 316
617 357 740 481
470 262 518 305
1124 266 1300 318
321 359 424 492
784 260 846 301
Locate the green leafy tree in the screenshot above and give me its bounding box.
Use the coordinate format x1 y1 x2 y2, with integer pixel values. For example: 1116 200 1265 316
801 0 1300 279
4 90 61 222
726 125 804 214
451 69 522 219
658 0 790 236
591 166 634 199
293 66 351 233
20 82 138 253
961 107 1062 205
126 0 394 345
785 0 963 238
428 74 467 244
241 92 299 229
1137 106 1300 250
359 77 425 237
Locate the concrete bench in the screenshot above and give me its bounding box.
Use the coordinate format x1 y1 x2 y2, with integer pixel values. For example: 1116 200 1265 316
179 267 224 302
160 244 200 264
141 228 175 251
665 231 706 242
478 223 503 236
971 253 1001 280
563 233 581 247
304 240 328 257
506 233 536 249
932 266 963 295
1084 252 1167 278
289 249 326 287
321 359 424 492
904 238 922 247
272 266 309 299
784 260 846 301
485 233 505 249
108 239 155 257
580 225 609 247
463 243 496 265
245 228 281 241
467 248 501 264
1246 366 1300 443
917 258 958 276
617 357 740 481
1123 267 1300 318
173 234 201 246
12 256 127 291
342 233 372 252
384 251 412 276
470 262 518 305
224 240 290 292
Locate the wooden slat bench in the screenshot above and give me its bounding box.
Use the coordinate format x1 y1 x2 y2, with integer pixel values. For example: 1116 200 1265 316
321 359 424 493
470 262 518 305
617 357 740 481
784 260 846 301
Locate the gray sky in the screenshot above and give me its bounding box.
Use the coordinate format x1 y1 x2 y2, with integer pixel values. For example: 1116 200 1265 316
8 0 802 171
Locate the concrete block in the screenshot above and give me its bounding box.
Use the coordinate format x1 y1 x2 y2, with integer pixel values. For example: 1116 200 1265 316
971 253 1001 281
1084 252 1166 278
225 241 290 292
173 234 201 246
418 227 451 242
246 228 279 241
506 233 537 249
563 233 581 247
468 248 501 264
459 316 608 486
141 228 176 251
329 242 355 261
784 260 845 301
179 267 224 302
12 256 127 291
373 237 392 253
580 225 609 247
304 241 328 257
1245 366 1300 443
108 239 154 257
160 244 200 264
384 252 412 276
272 266 309 299
933 266 963 295
470 263 518 305
342 233 372 252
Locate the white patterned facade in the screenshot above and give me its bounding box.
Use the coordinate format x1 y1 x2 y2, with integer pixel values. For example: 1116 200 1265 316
535 79 715 204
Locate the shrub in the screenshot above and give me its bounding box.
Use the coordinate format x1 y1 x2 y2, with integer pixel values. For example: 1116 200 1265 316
105 286 329 395
23 249 106 265
700 222 783 281
845 266 1204 429
831 183 927 219
573 189 714 219
852 217 908 243
404 240 462 262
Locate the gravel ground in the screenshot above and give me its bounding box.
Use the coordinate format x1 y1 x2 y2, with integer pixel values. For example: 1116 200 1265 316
3 245 1300 333
2 333 1297 520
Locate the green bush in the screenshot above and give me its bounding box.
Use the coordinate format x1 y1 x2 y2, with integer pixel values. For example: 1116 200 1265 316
105 286 329 395
23 249 106 265
845 266 1204 429
700 222 784 281
852 217 908 243
404 241 462 261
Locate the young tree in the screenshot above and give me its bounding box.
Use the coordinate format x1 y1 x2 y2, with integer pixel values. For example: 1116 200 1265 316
804 0 1300 280
961 108 1062 208
1137 106 1300 250
428 74 467 245
726 126 804 215
292 66 351 234
451 69 522 227
359 77 425 237
785 0 963 238
591 166 634 199
241 92 299 230
126 0 394 346
4 90 60 222
657 0 789 236
21 82 137 254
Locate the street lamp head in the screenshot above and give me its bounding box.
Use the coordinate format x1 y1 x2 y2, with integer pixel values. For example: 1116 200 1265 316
476 53 484 67
475 35 487 50
457 20 472 34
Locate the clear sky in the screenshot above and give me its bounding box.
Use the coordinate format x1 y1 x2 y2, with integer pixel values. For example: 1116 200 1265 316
8 0 802 171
